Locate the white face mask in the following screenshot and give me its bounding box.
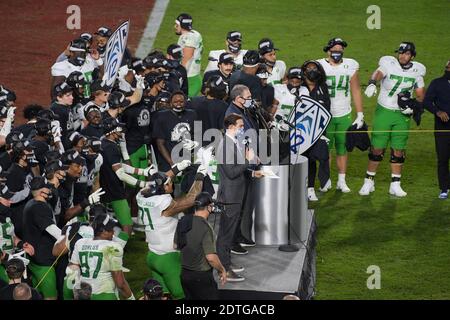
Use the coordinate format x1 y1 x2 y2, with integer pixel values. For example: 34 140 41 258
236 127 245 139
242 97 253 108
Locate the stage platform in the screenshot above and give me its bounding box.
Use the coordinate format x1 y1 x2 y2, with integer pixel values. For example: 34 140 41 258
209 209 316 300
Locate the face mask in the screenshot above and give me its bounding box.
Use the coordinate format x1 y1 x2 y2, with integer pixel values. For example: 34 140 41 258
72 56 86 66
445 70 450 80
330 51 343 63
242 98 253 108
287 83 300 93
97 45 106 54
305 69 320 82
228 42 241 54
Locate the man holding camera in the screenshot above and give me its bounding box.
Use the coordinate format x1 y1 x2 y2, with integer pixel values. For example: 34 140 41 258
175 192 227 299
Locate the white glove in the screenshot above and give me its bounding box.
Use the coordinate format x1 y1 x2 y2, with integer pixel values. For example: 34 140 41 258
197 164 207 176
182 139 199 151
401 107 414 115
352 112 364 129
173 160 191 172
88 188 105 205
320 135 330 145
364 83 377 98
6 106 16 119
135 74 146 90
143 164 158 176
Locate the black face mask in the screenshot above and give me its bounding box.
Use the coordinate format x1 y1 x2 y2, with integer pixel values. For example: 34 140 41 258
97 45 106 54
71 56 86 67
287 83 300 93
330 52 343 63
305 69 320 82
444 70 450 80
228 42 241 54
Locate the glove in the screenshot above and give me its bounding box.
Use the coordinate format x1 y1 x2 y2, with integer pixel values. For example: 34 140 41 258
401 107 414 116
173 160 191 172
142 164 157 177
364 83 377 98
397 91 414 116
88 188 105 205
182 139 199 151
320 135 330 145
352 112 364 129
135 74 146 90
196 164 207 180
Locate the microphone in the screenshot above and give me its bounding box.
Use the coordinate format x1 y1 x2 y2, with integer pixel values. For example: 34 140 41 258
242 136 252 147
275 114 296 129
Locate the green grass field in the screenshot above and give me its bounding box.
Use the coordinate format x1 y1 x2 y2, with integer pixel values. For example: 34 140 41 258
125 0 450 299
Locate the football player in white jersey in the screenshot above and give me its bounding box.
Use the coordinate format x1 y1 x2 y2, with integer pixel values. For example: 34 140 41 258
204 31 248 73
360 42 426 197
175 13 203 97
318 38 364 193
51 38 102 99
69 213 134 300
136 165 207 299
258 38 286 85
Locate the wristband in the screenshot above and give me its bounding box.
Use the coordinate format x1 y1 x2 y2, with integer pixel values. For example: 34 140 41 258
80 198 89 210
171 165 180 176
16 241 24 250
368 79 376 86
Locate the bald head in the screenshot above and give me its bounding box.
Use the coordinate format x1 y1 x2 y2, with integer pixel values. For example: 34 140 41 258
13 283 32 300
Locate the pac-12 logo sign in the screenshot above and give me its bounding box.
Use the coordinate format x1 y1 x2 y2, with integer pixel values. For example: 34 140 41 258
288 95 332 155
104 21 130 88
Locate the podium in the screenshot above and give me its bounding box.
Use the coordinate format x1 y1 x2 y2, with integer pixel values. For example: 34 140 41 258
254 155 309 246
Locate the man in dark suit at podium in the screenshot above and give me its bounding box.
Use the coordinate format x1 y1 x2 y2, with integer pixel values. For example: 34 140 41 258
215 113 263 282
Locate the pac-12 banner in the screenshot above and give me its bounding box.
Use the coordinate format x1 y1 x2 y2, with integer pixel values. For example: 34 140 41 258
288 95 332 156
103 21 130 87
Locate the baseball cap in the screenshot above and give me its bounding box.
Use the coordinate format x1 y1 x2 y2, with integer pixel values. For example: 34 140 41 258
68 131 86 147
95 26 112 38
175 13 193 30
44 160 69 175
37 109 59 121
80 32 93 42
30 176 52 191
69 38 88 52
90 79 111 93
108 91 130 109
62 149 85 166
83 104 101 119
143 278 163 299
227 31 242 42
395 42 416 56
323 37 348 52
167 44 183 60
131 58 146 73
256 64 270 79
219 52 235 64
0 183 14 199
287 67 303 79
155 91 171 103
85 136 103 153
258 38 279 55
53 82 73 97
243 50 260 67
102 117 125 135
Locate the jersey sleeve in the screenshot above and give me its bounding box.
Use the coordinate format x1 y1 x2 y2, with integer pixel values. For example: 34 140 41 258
107 243 124 272
160 194 173 212
377 56 393 77
70 241 80 265
348 59 360 77
51 62 68 77
414 62 427 89
182 33 198 48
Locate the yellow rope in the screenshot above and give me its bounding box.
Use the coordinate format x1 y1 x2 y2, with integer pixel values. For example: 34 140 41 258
34 231 78 289
326 129 450 134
